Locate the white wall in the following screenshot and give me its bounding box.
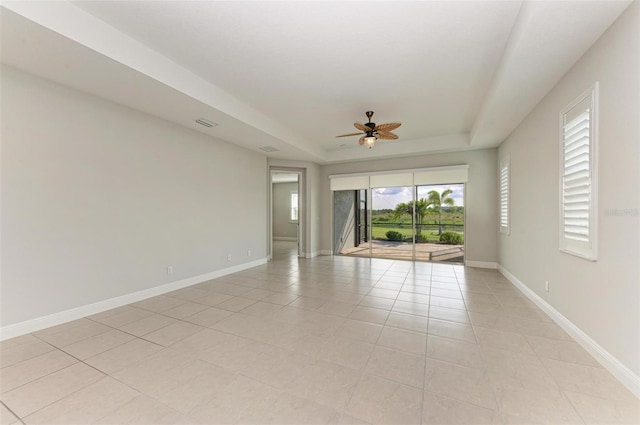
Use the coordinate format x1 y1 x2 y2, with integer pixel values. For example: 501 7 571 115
498 2 639 378
272 182 298 239
1 66 268 327
319 149 498 264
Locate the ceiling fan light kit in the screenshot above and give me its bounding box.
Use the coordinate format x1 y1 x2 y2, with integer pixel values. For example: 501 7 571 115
336 111 401 149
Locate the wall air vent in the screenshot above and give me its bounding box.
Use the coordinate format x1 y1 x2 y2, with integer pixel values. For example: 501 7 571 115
259 146 280 152
194 118 218 128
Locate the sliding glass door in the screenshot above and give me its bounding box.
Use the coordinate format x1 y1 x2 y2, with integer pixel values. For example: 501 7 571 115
330 167 467 264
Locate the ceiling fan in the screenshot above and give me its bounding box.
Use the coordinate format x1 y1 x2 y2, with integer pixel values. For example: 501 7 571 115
336 111 401 149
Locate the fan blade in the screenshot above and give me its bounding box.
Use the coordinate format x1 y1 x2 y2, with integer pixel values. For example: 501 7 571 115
354 122 369 132
336 132 364 138
358 136 366 145
376 132 398 140
374 122 401 132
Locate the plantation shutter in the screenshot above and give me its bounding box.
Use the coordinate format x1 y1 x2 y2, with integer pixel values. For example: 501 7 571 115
499 156 510 234
559 83 598 260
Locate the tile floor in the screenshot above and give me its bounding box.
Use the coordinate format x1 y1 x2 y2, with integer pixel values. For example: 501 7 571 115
1 245 639 424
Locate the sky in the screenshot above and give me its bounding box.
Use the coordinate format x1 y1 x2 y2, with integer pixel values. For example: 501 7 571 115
372 184 464 210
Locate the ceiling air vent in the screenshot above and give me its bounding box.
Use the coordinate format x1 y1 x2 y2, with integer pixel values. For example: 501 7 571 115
259 146 279 152
194 118 218 128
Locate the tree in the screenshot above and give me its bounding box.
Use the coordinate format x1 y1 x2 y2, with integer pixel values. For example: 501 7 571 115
393 198 429 236
426 189 455 235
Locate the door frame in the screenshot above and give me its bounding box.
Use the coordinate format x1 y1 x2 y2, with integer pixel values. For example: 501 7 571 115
268 167 306 260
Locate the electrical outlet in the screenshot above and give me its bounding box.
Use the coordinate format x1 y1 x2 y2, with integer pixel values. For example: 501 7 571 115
167 266 174 275
247 250 252 257
227 254 231 261
545 281 549 292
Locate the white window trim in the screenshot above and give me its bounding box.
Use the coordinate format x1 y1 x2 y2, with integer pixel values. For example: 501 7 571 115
499 154 510 235
290 191 299 223
559 82 598 261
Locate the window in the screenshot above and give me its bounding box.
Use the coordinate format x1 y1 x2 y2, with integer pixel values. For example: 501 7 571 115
559 83 598 260
499 155 510 234
290 192 298 222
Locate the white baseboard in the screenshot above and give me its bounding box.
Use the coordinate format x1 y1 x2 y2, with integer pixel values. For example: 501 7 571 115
0 258 268 341
273 237 297 241
497 264 640 399
465 260 497 269
304 251 319 259
319 250 333 256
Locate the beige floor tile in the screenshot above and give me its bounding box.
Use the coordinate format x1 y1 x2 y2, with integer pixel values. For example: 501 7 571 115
0 335 55 368
0 404 20 425
84 338 164 374
403 284 432 296
396 292 430 305
429 296 466 310
194 292 234 307
89 307 154 328
524 334 601 367
378 326 427 355
23 377 139 424
316 300 357 317
241 288 279 300
541 357 638 403
215 296 258 312
495 386 583 424
132 295 186 313
165 287 211 302
94 394 188 425
474 326 536 355
317 336 375 370
112 351 205 398
428 306 471 324
241 301 285 318
348 306 390 325
346 375 423 425
386 311 429 333
0 349 76 393
482 346 562 395
360 295 395 310
34 319 111 348
157 362 236 414
336 319 383 344
182 306 233 327
430 288 463 300
367 288 400 300
329 413 371 424
255 392 339 424
62 328 134 359
564 390 640 425
143 321 204 347
365 346 425 388
262 292 299 306
422 392 502 425
392 300 430 317
428 318 477 343
162 301 210 319
1 362 104 418
424 359 497 410
241 345 314 389
288 296 327 311
286 359 361 410
427 335 484 369
188 374 279 424
118 314 177 337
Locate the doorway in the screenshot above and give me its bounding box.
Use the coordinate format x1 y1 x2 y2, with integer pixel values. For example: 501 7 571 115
270 169 303 260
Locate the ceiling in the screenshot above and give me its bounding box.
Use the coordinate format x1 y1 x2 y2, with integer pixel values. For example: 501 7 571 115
1 1 632 164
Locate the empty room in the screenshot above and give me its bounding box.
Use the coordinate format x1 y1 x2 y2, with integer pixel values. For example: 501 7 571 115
1 1 638 424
